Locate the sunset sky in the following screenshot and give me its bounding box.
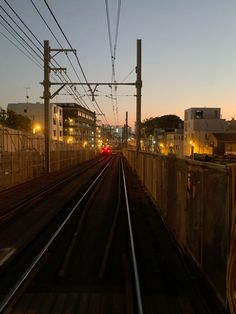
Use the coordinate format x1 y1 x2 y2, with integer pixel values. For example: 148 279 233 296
1 0 236 128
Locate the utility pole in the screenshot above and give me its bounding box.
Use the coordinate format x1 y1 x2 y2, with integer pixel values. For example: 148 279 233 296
42 40 75 174
43 40 51 174
136 39 142 154
42 39 142 170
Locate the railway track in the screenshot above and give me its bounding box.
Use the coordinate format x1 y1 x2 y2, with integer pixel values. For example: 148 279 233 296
0 156 109 223
0 154 225 313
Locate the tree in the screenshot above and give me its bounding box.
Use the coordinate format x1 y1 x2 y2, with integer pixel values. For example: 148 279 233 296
141 114 183 136
4 110 32 132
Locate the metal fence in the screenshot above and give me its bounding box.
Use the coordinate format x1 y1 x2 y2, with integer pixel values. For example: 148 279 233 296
0 127 96 191
123 149 235 310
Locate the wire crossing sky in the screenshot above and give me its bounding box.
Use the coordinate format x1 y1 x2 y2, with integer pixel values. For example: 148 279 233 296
1 0 236 129
105 0 122 125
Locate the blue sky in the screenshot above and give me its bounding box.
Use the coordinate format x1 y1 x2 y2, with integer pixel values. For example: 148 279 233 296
1 0 236 128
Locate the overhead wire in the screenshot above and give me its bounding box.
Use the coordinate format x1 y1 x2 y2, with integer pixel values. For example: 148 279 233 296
1 0 109 124
113 0 121 126
121 68 135 83
30 0 90 110
0 1 85 109
113 0 121 62
105 0 116 123
0 13 43 62
1 0 92 111
105 0 122 126
43 0 107 122
43 1 89 89
0 17 43 68
1 1 43 52
0 30 43 69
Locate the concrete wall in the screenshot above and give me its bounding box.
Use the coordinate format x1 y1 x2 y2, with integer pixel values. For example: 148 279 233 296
123 149 235 308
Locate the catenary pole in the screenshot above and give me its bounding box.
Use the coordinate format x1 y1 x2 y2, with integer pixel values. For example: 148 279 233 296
43 40 51 174
136 39 142 154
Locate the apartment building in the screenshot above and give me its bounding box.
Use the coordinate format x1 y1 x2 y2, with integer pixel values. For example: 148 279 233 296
58 103 95 148
184 107 226 157
7 102 63 141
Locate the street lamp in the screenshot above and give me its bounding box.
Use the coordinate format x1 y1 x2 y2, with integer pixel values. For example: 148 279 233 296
33 124 41 134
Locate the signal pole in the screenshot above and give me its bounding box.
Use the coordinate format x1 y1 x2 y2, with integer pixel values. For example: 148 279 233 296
136 39 142 154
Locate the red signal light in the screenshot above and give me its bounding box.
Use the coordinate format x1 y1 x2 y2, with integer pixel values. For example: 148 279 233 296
101 146 111 154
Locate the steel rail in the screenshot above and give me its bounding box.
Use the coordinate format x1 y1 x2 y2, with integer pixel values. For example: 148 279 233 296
0 159 113 313
0 157 104 223
121 158 144 314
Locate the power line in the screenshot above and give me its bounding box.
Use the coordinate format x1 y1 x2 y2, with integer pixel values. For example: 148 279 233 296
121 68 135 83
105 0 114 69
0 14 43 62
1 2 84 110
114 0 121 61
0 30 43 69
43 1 89 87
31 0 105 117
1 2 43 53
29 0 93 110
43 0 106 120
105 0 117 124
104 0 122 125
1 1 109 124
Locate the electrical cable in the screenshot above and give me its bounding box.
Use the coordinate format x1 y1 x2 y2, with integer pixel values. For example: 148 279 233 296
113 0 121 62
121 68 135 83
1 2 84 109
105 0 114 70
104 0 122 125
1 2 43 54
43 0 106 120
43 1 90 87
105 0 117 124
31 0 105 117
0 30 43 69
29 0 93 110
0 14 43 62
1 0 108 124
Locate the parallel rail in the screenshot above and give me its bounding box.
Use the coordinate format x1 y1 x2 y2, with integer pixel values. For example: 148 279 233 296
0 155 144 313
0 158 113 312
0 154 224 314
0 156 107 223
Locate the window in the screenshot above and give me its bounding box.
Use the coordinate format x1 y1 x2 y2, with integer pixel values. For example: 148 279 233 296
59 131 62 137
53 107 57 114
24 109 27 113
53 130 56 137
195 110 203 119
53 118 56 125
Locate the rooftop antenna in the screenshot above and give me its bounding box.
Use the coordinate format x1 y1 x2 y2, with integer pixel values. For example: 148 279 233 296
26 87 30 103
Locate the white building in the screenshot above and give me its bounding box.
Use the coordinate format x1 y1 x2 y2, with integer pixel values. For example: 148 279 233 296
184 107 226 157
7 102 63 141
